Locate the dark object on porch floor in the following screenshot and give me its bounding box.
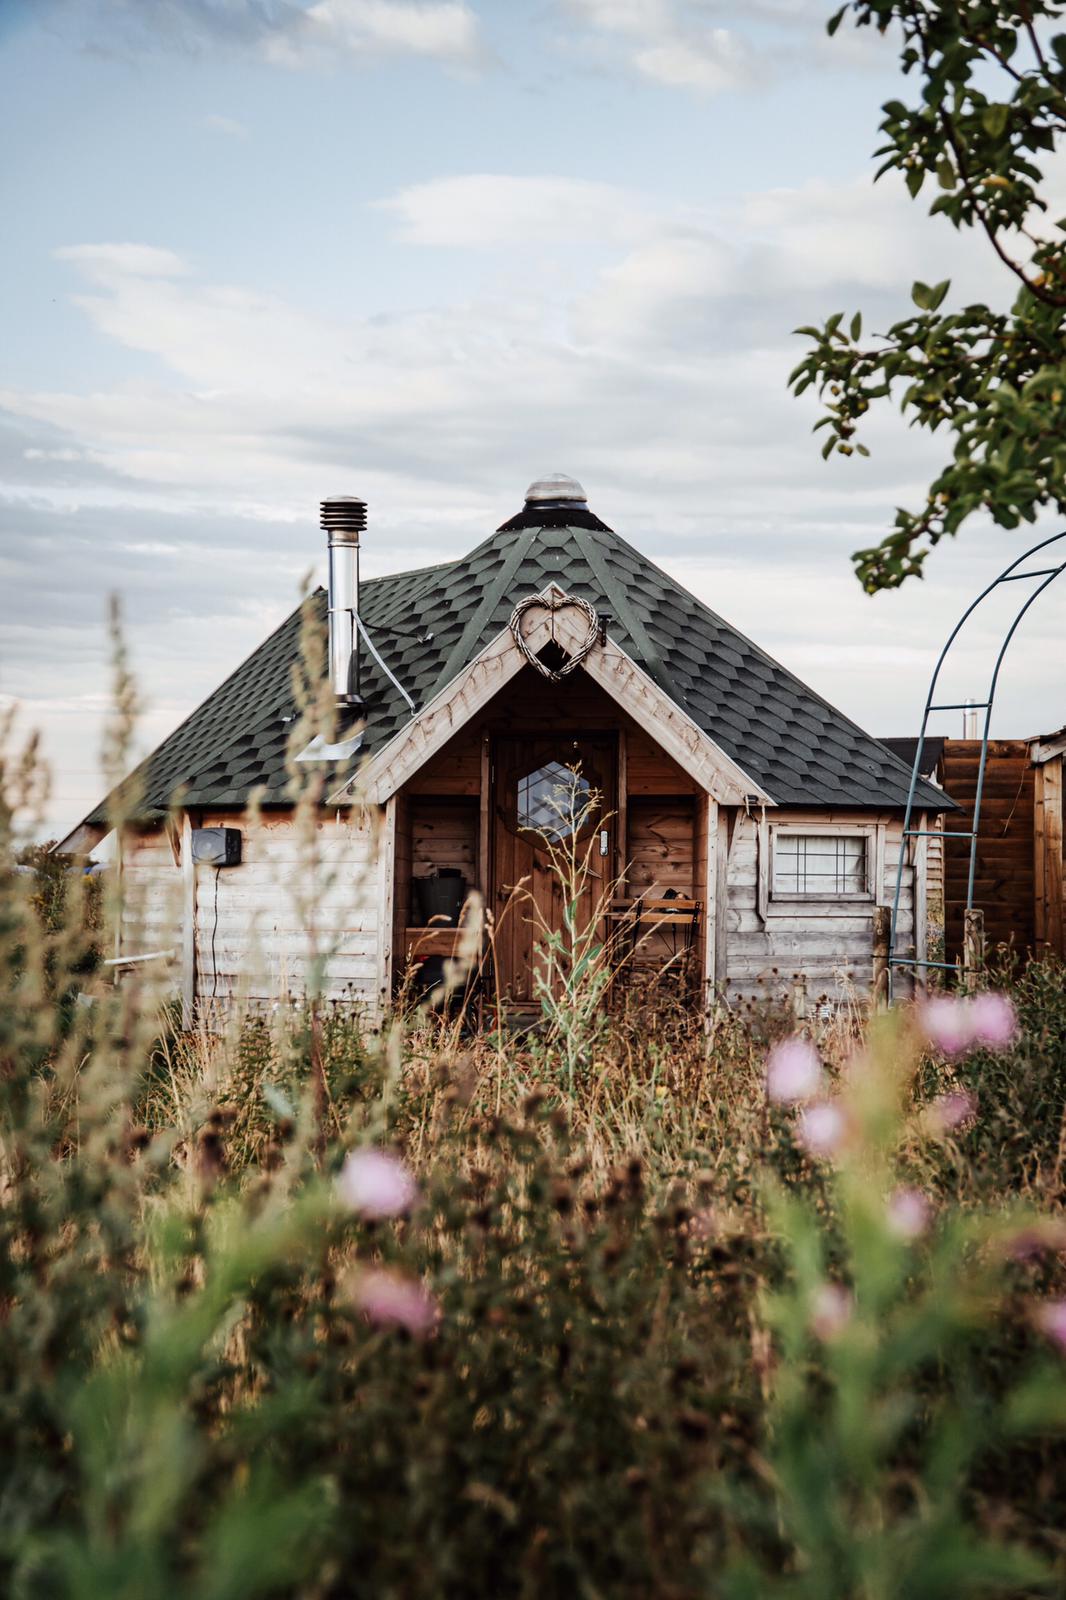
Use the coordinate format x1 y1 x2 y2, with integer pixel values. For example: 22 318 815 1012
413 870 467 927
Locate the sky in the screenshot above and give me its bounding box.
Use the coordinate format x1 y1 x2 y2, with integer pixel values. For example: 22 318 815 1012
2 0 1064 840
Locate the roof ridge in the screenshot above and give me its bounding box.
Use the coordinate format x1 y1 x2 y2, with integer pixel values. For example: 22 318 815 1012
570 525 672 693
424 525 542 695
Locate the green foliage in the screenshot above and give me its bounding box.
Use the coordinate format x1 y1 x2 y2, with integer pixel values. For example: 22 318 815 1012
2 688 1066 1595
792 3 1066 590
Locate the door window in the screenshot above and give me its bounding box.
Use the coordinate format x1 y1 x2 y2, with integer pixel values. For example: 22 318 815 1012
517 761 592 843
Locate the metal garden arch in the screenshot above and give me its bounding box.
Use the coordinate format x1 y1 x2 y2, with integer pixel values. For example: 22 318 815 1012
888 529 1066 1000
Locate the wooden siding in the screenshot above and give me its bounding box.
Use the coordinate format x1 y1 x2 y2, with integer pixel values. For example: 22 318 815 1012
119 828 183 988
1034 752 1064 956
120 807 386 1018
626 797 698 974
942 740 1035 961
722 810 913 1001
193 809 381 1009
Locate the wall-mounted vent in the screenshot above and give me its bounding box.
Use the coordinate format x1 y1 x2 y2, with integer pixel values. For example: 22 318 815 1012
190 827 242 867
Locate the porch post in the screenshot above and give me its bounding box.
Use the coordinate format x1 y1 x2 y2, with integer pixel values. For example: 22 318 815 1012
181 811 196 1029
375 796 397 1021
699 796 719 1010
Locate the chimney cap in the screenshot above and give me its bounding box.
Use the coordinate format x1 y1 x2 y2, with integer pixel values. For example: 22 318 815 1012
525 473 587 506
321 496 367 542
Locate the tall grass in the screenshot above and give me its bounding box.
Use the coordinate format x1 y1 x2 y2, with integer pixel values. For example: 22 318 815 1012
3 630 1066 1599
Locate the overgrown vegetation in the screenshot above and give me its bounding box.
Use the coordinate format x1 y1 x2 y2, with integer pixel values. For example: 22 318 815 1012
3 657 1066 1598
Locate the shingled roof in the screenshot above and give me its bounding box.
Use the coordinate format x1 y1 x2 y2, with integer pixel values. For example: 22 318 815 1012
82 501 947 827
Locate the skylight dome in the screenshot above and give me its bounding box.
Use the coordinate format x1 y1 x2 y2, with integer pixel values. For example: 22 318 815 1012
524 473 587 505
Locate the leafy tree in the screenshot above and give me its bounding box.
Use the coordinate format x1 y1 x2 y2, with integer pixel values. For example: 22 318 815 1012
791 2 1066 591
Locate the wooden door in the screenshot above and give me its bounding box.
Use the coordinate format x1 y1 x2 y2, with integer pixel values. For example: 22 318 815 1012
492 733 616 1004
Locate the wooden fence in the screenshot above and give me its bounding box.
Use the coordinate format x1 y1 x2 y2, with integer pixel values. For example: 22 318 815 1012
942 740 1035 964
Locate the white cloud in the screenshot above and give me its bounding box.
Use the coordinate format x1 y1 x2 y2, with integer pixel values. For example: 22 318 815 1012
264 0 484 67
563 0 752 93
53 243 191 280
378 174 658 247
560 0 886 90
8 159 1066 835
203 112 250 138
632 34 746 92
29 0 486 71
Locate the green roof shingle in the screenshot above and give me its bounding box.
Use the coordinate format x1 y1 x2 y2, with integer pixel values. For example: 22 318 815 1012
83 515 947 825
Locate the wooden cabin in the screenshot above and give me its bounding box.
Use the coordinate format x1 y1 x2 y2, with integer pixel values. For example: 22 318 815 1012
61 475 947 1023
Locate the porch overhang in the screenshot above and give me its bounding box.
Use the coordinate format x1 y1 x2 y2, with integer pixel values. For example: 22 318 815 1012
329 584 773 809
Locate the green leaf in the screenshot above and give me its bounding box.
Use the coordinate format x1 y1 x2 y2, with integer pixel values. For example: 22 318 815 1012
826 4 847 37
905 166 924 198
936 158 955 190
981 104 1010 140
911 279 950 312
850 312 862 341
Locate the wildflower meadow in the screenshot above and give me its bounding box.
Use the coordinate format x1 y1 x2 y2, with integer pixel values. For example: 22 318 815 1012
3 705 1066 1600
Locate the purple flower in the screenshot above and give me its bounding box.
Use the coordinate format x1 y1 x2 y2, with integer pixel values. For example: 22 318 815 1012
350 1269 440 1338
920 992 1020 1057
338 1148 419 1220
920 997 973 1057
931 1089 978 1132
766 1038 823 1105
886 1187 931 1241
809 1282 852 1340
796 1100 847 1159
969 992 1019 1049
1034 1300 1066 1353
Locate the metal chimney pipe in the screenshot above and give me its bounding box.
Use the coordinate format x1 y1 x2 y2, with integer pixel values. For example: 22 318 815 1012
320 496 367 710
962 698 978 738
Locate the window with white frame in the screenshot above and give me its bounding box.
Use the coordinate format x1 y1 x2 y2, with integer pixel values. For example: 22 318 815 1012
771 830 871 900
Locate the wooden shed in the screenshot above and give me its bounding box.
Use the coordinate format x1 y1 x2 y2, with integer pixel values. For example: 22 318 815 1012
61 476 947 1023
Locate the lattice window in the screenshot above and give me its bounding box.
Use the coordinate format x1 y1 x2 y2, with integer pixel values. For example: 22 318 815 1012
772 832 869 898
517 762 591 843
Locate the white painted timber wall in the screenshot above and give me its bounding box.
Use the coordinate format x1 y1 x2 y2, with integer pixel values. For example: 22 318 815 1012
722 810 915 1002
119 829 183 988
120 808 387 1020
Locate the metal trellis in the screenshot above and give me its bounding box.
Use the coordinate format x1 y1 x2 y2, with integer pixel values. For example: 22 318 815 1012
888 529 1066 1000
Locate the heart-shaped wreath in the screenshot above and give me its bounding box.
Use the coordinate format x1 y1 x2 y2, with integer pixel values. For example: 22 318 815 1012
508 592 599 682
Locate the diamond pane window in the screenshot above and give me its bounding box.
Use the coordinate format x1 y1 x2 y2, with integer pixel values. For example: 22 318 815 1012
773 833 867 897
517 762 591 843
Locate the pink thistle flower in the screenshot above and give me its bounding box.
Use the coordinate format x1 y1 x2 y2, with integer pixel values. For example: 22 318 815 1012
766 1038 823 1105
337 1148 418 1220
920 996 974 1057
796 1100 847 1159
969 992 1019 1049
350 1268 440 1338
886 1187 931 1241
1034 1300 1066 1353
809 1282 852 1340
931 1089 978 1132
